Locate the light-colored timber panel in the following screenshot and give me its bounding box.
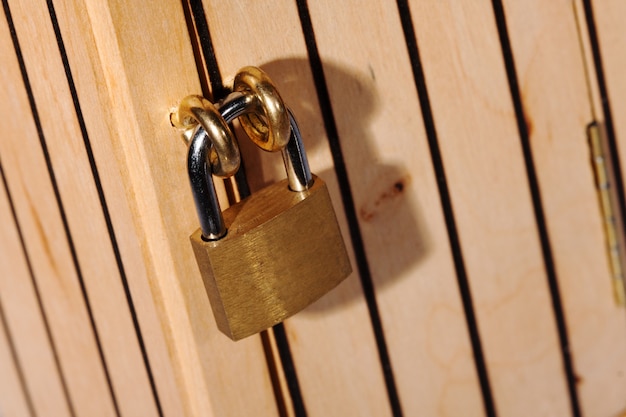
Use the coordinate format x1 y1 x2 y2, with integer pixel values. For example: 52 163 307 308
0 5 117 417
407 1 572 415
8 1 159 415
202 1 393 415
0 306 31 417
305 1 485 415
503 1 626 415
0 162 71 416
53 0 278 415
50 0 186 415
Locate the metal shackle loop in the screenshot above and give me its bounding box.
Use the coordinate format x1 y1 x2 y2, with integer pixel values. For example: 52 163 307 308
182 92 265 240
171 95 240 178
218 92 313 192
281 108 313 191
187 125 227 240
233 67 291 152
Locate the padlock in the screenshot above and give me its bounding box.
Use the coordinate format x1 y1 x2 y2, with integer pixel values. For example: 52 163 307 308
183 78 351 340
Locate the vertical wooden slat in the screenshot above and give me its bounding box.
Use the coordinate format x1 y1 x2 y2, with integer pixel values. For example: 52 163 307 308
406 1 573 415
0 2 117 416
501 1 626 415
50 0 279 415
0 169 71 417
0 304 32 417
303 0 487 415
50 1 187 415
7 0 161 415
201 1 394 416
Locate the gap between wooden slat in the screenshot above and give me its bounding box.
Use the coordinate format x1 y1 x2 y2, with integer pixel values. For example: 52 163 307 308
0 161 75 417
295 1 403 415
44 2 164 415
0 1 120 414
490 2 582 415
0 294 35 417
394 1 497 416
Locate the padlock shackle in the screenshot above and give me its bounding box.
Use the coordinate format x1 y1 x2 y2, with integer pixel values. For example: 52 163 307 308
187 93 255 240
282 108 313 191
219 93 313 191
189 92 314 240
188 126 227 240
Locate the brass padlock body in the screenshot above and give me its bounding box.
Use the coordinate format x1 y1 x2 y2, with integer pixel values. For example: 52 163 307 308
191 175 351 340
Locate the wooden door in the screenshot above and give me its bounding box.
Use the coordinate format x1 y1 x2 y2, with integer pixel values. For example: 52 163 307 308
2 1 626 416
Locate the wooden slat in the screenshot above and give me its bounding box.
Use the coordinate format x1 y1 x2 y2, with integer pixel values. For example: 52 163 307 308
304 1 487 415
49 0 187 415
503 1 626 415
7 1 161 415
0 168 71 416
201 1 394 415
406 1 573 414
50 0 279 415
0 4 117 416
0 305 32 417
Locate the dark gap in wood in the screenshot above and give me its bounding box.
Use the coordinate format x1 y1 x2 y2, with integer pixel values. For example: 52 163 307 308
45 1 164 416
188 0 227 99
1 1 120 415
180 0 210 99
0 297 36 417
260 331 290 417
0 161 75 417
394 1 497 416
272 323 307 417
0 167 38 417
582 0 626 261
184 1 297 415
491 1 581 416
295 1 403 415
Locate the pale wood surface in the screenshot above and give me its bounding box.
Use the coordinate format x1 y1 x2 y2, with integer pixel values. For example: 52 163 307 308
8 0 160 415
0 165 71 417
407 1 572 415
3 1 626 416
0 308 32 417
49 0 278 415
503 1 626 415
203 1 394 415
49 0 186 414
0 6 117 416
306 0 485 415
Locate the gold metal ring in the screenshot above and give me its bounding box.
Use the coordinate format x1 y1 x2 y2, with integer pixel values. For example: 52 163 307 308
171 95 240 178
233 67 290 152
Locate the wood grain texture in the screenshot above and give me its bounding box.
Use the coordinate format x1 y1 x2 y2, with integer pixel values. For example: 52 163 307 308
503 1 626 415
0 5 117 416
0 167 71 417
49 0 186 415
4 1 626 416
0 307 32 417
305 0 486 415
201 1 394 415
407 1 572 415
7 0 160 415
50 0 278 415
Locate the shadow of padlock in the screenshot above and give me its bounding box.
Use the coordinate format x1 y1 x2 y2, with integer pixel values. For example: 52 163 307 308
176 67 352 341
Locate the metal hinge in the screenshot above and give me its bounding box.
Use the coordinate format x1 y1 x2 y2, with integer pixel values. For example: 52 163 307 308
588 121 626 305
